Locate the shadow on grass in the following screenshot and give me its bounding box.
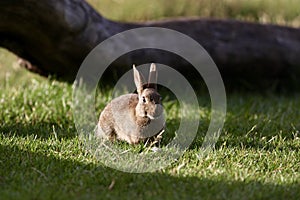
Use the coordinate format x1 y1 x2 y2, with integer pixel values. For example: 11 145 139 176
0 122 77 140
0 144 299 200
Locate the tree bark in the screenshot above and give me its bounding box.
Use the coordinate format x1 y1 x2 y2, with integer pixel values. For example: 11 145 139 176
0 0 300 84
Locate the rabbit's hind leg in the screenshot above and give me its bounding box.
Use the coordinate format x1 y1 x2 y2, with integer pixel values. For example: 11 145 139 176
95 123 116 141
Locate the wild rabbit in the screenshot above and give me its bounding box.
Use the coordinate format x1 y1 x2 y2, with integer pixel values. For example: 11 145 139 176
96 63 165 144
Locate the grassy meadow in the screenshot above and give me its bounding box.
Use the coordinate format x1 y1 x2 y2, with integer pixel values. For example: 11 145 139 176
1 1 300 199
89 0 300 27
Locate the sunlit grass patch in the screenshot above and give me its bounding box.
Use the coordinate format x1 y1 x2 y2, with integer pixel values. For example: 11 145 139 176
88 0 300 26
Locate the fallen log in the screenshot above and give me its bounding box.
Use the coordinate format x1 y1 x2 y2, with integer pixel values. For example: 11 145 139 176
0 0 299 85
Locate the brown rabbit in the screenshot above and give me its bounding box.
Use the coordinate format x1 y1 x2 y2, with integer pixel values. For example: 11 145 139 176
96 63 165 144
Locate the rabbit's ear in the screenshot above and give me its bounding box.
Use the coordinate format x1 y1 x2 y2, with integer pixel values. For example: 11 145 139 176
133 64 145 95
148 63 157 90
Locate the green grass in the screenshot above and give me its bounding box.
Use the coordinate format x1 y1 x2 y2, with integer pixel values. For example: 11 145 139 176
1 1 300 199
88 0 300 27
0 47 300 199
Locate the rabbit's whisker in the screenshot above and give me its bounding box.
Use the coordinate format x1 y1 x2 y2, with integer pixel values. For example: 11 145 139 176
147 115 155 120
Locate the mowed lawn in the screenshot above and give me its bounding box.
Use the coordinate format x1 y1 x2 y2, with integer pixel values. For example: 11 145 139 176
1 1 300 199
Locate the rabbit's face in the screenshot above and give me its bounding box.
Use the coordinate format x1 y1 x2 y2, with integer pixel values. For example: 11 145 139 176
136 88 163 119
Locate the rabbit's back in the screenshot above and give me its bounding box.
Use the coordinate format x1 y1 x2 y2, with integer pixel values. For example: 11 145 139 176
98 93 140 142
109 93 139 131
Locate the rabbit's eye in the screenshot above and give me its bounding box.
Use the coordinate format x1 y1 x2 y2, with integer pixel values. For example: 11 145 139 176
142 96 146 103
150 97 154 102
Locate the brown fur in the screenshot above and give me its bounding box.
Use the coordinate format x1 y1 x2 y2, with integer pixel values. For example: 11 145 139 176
96 64 165 144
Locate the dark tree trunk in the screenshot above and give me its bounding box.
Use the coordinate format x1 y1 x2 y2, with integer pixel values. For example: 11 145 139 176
0 0 300 84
